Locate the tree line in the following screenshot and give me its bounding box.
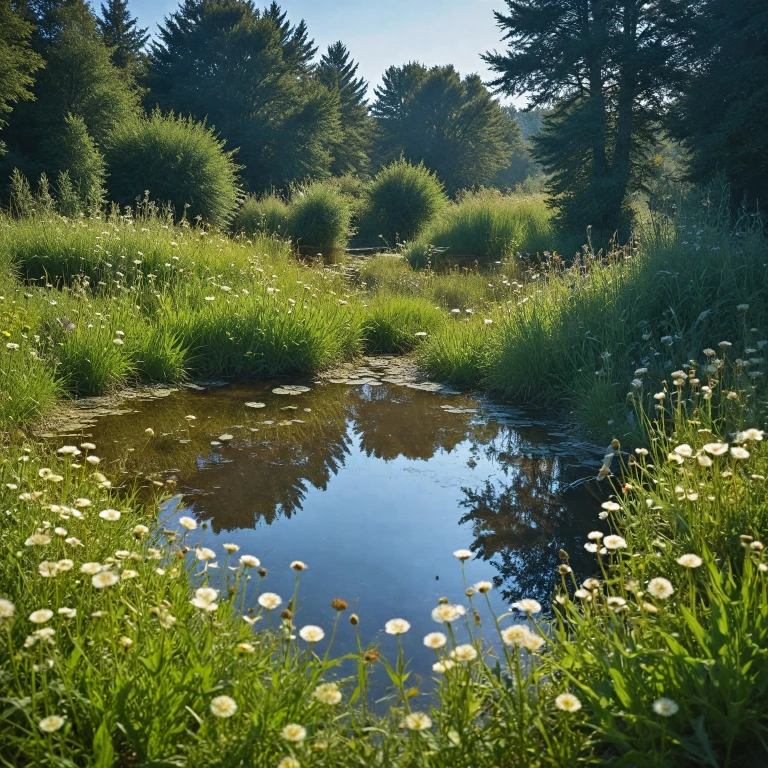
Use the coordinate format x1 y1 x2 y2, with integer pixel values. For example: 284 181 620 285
0 0 765 233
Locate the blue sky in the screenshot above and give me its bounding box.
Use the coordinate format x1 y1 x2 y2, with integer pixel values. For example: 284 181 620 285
128 0 521 103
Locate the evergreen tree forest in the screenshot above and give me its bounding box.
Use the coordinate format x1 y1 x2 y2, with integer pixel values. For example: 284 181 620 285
0 0 765 233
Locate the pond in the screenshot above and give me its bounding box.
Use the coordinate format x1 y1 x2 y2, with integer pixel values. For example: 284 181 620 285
49 363 603 687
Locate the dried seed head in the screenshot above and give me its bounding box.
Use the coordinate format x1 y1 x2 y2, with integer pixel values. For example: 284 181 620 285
363 650 380 663
349 613 359 626
280 609 293 620
331 598 348 612
438 596 449 605
257 568 267 577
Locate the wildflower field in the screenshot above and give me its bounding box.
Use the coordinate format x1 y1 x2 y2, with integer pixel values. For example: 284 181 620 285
1 198 767 766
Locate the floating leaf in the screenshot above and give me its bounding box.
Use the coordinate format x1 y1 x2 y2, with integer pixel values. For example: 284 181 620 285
272 385 311 396
245 402 266 409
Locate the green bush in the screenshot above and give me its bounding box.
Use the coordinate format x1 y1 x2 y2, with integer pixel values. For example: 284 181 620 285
52 114 107 216
357 159 446 247
407 190 553 266
287 181 351 252
232 194 289 238
104 112 240 229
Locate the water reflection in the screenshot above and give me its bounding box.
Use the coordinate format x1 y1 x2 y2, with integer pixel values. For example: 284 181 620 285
70 380 599 678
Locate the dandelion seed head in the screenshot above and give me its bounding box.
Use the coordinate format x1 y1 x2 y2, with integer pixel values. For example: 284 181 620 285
258 592 281 610
512 598 542 615
281 724 307 742
38 715 65 733
555 693 582 712
603 535 627 550
401 712 432 730
92 571 119 589
29 609 54 624
647 577 674 599
423 632 447 649
384 618 410 635
453 549 472 561
299 625 325 643
210 695 238 718
676 553 703 568
652 697 679 716
313 682 342 705
178 516 197 530
99 509 121 521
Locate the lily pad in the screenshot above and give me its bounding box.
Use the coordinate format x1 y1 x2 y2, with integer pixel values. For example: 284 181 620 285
245 402 266 409
272 385 311 396
218 434 233 441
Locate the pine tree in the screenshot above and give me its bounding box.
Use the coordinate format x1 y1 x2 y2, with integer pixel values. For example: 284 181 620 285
670 0 768 213
0 0 138 180
317 42 374 175
373 63 517 194
260 2 316 71
96 0 149 71
484 0 689 234
0 1 44 144
148 0 340 191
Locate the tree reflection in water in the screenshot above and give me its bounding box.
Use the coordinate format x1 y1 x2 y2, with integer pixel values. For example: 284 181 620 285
80 380 597 607
459 428 596 606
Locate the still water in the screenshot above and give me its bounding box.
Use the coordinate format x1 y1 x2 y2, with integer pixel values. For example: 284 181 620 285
76 378 601 684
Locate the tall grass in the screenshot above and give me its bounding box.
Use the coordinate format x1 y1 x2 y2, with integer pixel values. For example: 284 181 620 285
485 202 768 435
407 189 555 266
0 213 362 425
361 296 444 353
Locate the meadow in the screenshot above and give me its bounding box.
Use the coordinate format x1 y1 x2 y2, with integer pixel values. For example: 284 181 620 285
0 191 767 765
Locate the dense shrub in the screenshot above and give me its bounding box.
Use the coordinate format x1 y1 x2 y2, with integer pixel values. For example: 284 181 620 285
287 181 351 252
357 159 446 247
104 112 240 228
407 190 553 266
232 194 289 238
52 114 107 216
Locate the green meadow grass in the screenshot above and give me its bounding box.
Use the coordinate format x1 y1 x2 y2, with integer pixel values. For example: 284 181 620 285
0 195 767 764
406 190 557 266
0 361 766 765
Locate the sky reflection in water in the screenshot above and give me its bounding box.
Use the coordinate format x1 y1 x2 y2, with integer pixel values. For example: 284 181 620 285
85 381 600 684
